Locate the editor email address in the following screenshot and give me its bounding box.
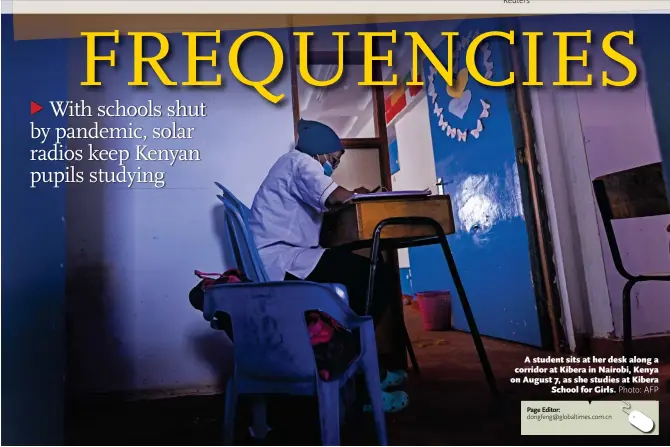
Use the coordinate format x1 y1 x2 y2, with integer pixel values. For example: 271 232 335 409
527 413 613 422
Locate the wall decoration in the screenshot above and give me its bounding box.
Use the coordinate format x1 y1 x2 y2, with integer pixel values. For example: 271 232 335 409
386 124 400 175
388 139 401 175
385 72 423 125
426 29 493 143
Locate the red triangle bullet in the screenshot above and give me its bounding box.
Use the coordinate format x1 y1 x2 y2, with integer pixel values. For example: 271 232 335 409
30 101 43 115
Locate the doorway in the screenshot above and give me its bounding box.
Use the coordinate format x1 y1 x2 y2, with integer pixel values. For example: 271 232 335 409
384 19 564 351
288 22 565 356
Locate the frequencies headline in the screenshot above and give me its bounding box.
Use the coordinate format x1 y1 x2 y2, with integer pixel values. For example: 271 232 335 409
80 30 638 104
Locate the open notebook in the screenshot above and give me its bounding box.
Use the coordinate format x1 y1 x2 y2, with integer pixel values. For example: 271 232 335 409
343 188 432 203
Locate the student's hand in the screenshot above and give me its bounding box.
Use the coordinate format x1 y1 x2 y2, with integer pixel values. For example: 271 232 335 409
354 187 370 194
325 186 355 209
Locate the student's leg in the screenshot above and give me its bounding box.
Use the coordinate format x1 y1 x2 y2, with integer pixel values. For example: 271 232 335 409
293 249 407 380
286 249 409 412
299 249 409 412
302 248 396 325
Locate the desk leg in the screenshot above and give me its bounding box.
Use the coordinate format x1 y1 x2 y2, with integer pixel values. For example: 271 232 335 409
436 234 499 396
392 288 420 374
366 217 498 397
366 234 421 374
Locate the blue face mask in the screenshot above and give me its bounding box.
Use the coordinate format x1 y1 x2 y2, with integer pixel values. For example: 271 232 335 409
323 161 334 177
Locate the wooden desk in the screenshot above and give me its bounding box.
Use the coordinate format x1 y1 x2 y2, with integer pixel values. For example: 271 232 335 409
321 195 455 249
320 194 498 395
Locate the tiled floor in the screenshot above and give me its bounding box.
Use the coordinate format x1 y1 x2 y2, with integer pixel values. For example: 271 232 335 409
67 307 670 445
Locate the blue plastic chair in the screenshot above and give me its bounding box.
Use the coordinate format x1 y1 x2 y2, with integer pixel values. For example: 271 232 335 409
214 182 349 304
208 183 388 446
214 182 268 283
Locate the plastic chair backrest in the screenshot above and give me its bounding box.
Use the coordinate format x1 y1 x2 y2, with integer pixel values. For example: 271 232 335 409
215 183 269 283
204 281 356 382
215 182 253 223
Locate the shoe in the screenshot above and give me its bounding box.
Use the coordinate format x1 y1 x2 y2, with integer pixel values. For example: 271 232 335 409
380 369 408 391
363 390 409 413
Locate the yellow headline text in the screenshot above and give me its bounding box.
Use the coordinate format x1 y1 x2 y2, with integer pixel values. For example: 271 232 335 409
81 29 637 104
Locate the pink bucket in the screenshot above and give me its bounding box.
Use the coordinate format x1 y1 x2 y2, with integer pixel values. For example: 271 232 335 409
416 291 452 331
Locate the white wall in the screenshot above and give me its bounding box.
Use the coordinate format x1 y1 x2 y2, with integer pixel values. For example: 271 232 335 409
65 31 296 397
332 150 381 191
392 96 438 194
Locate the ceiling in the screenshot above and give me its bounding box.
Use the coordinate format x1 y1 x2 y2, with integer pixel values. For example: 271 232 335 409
297 64 375 138
296 22 459 139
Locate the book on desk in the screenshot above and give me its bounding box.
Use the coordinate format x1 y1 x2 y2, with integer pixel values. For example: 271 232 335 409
342 188 432 204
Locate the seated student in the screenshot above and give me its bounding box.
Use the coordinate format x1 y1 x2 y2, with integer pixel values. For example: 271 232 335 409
248 118 409 413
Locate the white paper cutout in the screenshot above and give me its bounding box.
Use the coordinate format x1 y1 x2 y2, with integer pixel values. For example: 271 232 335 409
457 129 468 142
448 89 471 119
438 114 449 131
446 125 457 138
433 102 444 117
461 30 475 48
484 63 494 79
428 80 438 104
470 119 483 139
428 66 437 82
479 100 490 119
481 43 494 80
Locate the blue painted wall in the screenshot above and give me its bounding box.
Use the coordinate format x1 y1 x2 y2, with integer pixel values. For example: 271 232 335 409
1 16 68 444
399 267 414 297
409 19 542 347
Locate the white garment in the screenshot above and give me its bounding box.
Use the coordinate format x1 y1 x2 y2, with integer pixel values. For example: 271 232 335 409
249 150 339 281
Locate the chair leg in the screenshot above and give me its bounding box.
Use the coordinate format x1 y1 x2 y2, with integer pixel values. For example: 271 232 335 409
341 379 356 425
249 396 270 440
367 230 420 374
361 324 389 446
223 377 238 445
622 280 635 361
316 380 341 446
